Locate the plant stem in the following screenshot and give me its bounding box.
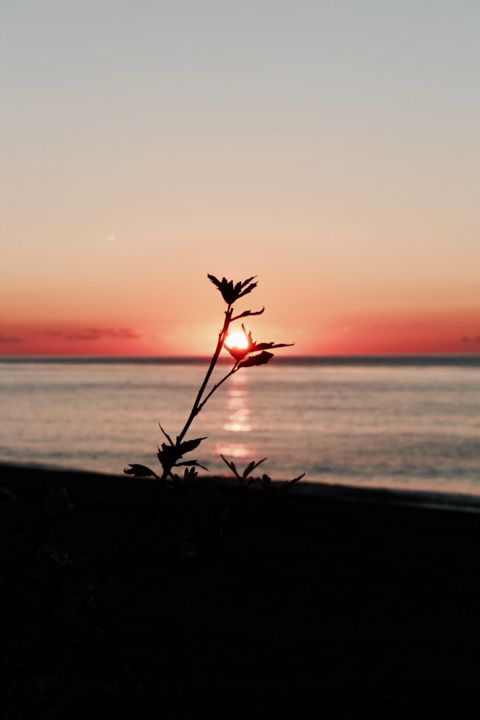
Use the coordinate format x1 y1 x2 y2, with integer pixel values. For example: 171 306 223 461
196 364 238 413
177 305 233 444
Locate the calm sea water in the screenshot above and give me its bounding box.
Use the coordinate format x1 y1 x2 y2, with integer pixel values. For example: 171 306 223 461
1 357 480 496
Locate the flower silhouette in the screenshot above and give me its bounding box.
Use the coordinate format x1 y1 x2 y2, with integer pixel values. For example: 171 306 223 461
207 274 258 305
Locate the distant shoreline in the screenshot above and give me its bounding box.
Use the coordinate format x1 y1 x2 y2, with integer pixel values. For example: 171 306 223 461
1 353 480 366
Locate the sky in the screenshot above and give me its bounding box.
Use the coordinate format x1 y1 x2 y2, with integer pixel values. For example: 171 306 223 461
1 0 480 355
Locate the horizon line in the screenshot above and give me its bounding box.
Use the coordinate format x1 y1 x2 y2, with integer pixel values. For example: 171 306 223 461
1 352 479 363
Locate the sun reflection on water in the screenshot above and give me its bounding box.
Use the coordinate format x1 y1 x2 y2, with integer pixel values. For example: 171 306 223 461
216 372 253 461
223 372 251 432
215 442 251 459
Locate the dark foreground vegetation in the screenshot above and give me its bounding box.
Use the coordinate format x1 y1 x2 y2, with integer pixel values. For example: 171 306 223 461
2 463 480 719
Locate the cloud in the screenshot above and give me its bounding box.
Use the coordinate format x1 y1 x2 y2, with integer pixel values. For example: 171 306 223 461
0 333 22 343
461 335 480 344
39 327 141 341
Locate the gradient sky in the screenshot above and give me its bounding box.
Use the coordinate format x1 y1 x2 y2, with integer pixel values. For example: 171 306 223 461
2 1 480 355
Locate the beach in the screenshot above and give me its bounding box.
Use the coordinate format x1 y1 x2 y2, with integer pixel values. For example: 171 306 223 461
2 462 480 718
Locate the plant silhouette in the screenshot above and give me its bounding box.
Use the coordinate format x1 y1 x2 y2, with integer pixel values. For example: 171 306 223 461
125 274 300 483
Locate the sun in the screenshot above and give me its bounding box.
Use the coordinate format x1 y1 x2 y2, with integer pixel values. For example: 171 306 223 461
225 330 249 350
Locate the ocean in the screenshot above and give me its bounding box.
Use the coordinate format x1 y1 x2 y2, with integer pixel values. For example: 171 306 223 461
1 356 480 496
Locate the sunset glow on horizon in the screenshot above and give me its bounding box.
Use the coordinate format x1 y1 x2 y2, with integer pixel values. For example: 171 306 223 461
2 2 480 357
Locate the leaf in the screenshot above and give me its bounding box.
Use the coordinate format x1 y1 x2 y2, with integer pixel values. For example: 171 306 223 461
239 275 256 289
238 351 274 368
252 457 268 472
231 307 265 321
288 473 305 486
157 444 180 467
159 423 174 446
124 464 157 477
207 273 222 289
220 454 240 478
279 472 306 491
240 457 268 479
237 281 257 299
242 461 256 479
253 342 294 351
178 436 207 454
157 437 207 471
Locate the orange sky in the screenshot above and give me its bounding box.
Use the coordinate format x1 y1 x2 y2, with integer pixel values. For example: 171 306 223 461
2 3 480 356
2 287 480 356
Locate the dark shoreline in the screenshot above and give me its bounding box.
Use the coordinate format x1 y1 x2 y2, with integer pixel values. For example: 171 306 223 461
2 460 480 514
3 462 480 718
